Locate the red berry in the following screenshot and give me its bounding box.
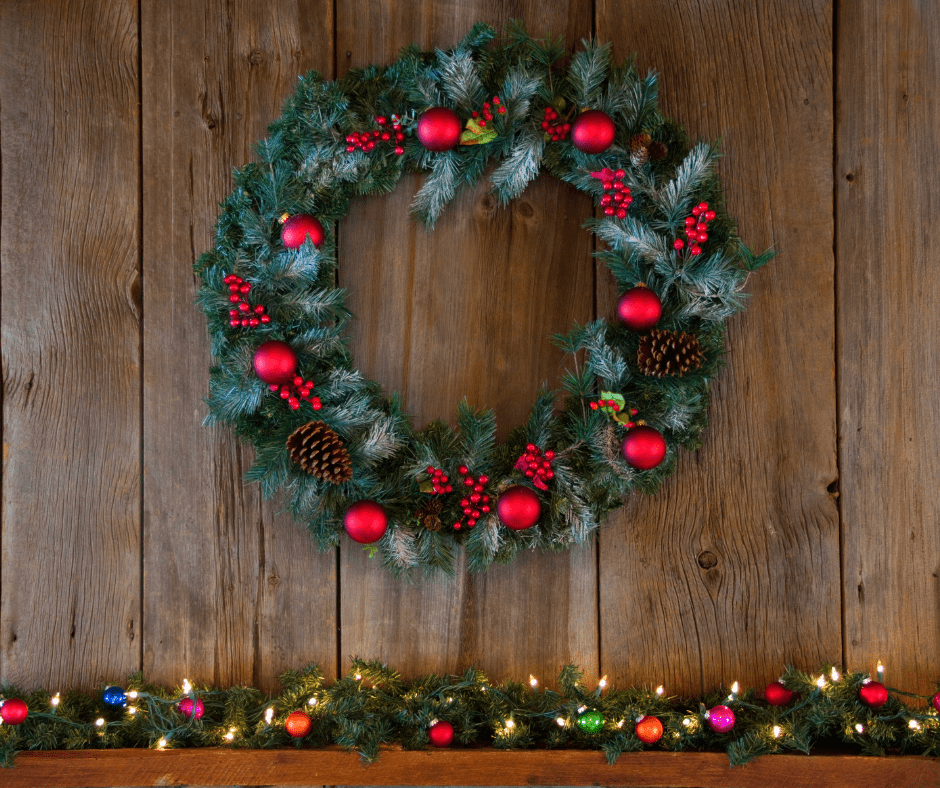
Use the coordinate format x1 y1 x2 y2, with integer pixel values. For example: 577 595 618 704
464 478 474 487
691 245 702 255
674 239 685 250
260 315 271 324
685 217 696 227
459 466 469 475
705 210 716 221
479 476 489 484
590 402 599 410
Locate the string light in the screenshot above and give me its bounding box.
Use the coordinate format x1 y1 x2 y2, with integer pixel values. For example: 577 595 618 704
157 738 167 749
307 697 317 707
182 679 192 695
354 673 362 681
831 667 840 681
655 685 665 696
909 719 921 730
577 705 587 713
505 719 515 730
816 675 827 689
127 691 138 700
728 681 739 702
877 661 885 683
94 718 105 728
598 675 608 689
224 728 235 741
128 707 137 716
855 723 865 734
772 725 782 738
529 675 538 688
617 719 625 728
264 707 274 725
556 717 566 727
50 693 60 708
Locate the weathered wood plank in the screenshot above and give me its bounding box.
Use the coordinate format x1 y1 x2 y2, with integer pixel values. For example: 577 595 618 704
0 0 141 689
3 749 938 788
141 0 336 691
838 0 940 693
596 1 840 694
336 3 598 683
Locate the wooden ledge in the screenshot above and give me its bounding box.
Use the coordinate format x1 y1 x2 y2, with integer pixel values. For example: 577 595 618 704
1 747 937 788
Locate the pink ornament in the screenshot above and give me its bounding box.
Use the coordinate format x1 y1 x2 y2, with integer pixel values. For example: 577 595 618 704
178 697 205 720
496 485 542 530
0 698 28 725
859 679 888 708
706 704 735 733
428 719 455 747
343 500 389 544
570 110 616 154
932 691 940 714
416 107 462 152
621 426 667 470
764 681 795 706
252 340 298 385
281 214 325 249
617 286 662 331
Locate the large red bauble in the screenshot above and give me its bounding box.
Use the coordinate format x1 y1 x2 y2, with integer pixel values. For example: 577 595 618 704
764 681 795 706
706 705 735 733
496 485 541 530
343 500 388 543
252 340 298 385
178 697 205 720
635 715 663 744
286 710 313 738
0 698 28 725
428 720 455 747
281 214 325 249
621 426 667 470
859 680 889 708
617 286 662 331
933 691 940 713
416 107 462 152
571 110 616 154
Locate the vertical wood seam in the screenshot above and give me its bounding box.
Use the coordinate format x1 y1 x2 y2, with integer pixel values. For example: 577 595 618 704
332 0 342 684
137 0 145 676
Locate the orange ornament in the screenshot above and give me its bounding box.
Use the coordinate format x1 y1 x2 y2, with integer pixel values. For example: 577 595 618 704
285 709 313 738
635 715 663 744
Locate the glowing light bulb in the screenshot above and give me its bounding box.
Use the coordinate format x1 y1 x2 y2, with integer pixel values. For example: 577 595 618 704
529 675 538 688
682 717 692 727
598 676 608 689
877 661 885 683
655 685 665 696
617 719 625 728
728 681 739 701
157 738 167 749
264 707 274 725
578 705 587 713
95 718 105 728
505 719 515 729
816 675 827 688
557 717 566 727
354 673 362 681
128 707 137 716
855 723 865 734
307 697 317 707
910 719 921 730
182 679 192 694
127 691 138 700
224 730 235 741
50 693 60 708
773 725 782 738
831 667 840 681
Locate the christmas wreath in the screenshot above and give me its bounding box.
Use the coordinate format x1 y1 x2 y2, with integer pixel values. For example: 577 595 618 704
195 22 771 575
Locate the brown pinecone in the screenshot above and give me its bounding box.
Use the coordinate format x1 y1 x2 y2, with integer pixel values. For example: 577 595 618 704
648 141 668 161
286 421 353 483
629 133 651 167
637 329 704 377
416 499 444 532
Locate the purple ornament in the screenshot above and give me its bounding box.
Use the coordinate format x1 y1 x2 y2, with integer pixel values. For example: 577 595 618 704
706 704 735 733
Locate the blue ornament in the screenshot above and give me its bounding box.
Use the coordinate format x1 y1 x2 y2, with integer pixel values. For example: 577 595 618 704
102 686 126 707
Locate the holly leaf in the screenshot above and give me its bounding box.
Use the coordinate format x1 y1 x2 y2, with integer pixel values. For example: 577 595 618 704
419 479 435 494
599 391 633 425
460 118 497 145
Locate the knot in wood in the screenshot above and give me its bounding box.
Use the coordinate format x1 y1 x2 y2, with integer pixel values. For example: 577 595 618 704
248 48 265 65
697 550 718 569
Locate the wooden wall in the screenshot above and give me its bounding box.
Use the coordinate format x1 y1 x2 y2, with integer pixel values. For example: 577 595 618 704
0 0 937 718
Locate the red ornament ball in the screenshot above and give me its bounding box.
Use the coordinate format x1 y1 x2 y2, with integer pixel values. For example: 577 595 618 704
933 691 940 714
496 485 541 530
0 698 28 725
285 710 313 738
764 681 795 706
571 110 616 154
416 107 462 152
635 715 663 744
621 426 667 470
252 340 298 385
859 680 889 708
428 719 455 747
178 697 205 720
281 214 325 249
343 500 388 544
706 705 735 733
617 286 662 331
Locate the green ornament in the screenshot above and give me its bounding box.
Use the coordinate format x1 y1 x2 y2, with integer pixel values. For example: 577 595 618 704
577 710 604 733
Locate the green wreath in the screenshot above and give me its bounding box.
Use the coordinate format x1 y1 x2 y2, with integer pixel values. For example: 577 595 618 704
195 22 771 576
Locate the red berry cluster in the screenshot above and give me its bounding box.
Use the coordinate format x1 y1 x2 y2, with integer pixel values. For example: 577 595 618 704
423 466 454 495
225 274 270 329
470 96 505 127
590 399 638 425
541 106 571 141
591 168 633 219
269 375 322 412
673 202 716 256
346 115 407 156
513 444 556 491
453 466 491 530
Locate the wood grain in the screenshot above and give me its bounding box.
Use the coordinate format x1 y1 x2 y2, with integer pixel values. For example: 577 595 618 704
336 1 599 683
141 0 337 691
3 749 938 788
838 0 940 693
0 0 141 689
596 1 840 694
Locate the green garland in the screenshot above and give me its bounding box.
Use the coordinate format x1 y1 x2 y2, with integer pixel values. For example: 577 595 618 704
1 661 938 767
195 22 772 575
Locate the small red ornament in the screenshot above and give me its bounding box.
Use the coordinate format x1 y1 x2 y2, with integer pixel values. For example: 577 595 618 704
0 698 28 725
343 500 388 543
280 214 325 250
571 110 616 154
285 710 313 738
416 107 462 152
252 340 298 385
764 681 795 706
635 715 663 744
932 691 940 713
178 697 205 720
496 485 541 530
617 286 662 331
706 705 735 733
428 720 455 747
621 426 667 470
859 680 889 708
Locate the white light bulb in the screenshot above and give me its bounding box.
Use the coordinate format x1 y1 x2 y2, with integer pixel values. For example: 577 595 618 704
529 675 538 688
556 717 566 727
128 691 139 700
816 675 827 688
95 718 105 728
855 723 865 734
128 707 137 716
655 685 665 696
157 738 167 749
182 679 192 694
909 719 921 730
307 697 317 707
50 694 60 708
598 676 608 689
264 707 274 724
354 673 362 681
505 719 515 729
831 667 840 681
773 725 782 738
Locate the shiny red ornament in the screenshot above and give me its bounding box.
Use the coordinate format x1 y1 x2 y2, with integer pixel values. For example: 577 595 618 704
285 710 313 738
859 680 889 708
496 485 541 530
178 697 205 720
764 681 795 706
571 110 616 154
933 691 940 713
617 286 662 331
0 698 28 725
706 705 735 733
343 500 388 543
621 426 667 470
281 214 325 249
428 720 455 747
635 715 663 744
416 107 462 152
252 340 298 385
